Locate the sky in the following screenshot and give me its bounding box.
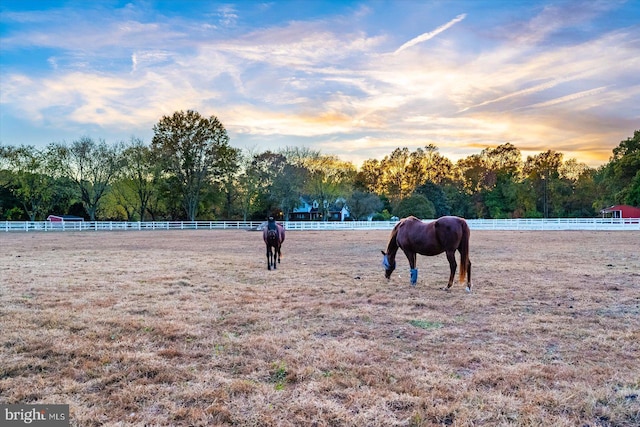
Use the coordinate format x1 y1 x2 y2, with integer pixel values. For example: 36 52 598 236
1 0 639 168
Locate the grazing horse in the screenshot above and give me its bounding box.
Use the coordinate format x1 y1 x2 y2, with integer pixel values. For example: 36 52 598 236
263 218 285 270
381 216 472 291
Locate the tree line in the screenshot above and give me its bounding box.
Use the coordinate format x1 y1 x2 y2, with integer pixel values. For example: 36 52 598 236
1 110 638 222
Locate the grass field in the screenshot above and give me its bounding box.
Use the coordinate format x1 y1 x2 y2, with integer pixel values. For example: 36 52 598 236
1 229 639 426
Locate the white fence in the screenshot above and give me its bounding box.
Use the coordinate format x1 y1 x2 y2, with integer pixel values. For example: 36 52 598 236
2 218 639 233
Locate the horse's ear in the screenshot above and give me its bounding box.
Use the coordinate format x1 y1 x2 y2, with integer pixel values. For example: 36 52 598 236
380 250 386 256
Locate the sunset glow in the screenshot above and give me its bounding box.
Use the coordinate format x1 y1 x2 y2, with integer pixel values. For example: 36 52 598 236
1 0 638 167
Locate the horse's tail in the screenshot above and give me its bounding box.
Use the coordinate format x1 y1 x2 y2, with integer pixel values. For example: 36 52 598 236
459 219 470 283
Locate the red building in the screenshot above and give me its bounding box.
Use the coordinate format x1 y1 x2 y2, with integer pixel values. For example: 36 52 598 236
46 215 85 222
600 205 640 218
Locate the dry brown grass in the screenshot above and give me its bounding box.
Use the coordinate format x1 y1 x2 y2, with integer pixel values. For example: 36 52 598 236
1 229 639 426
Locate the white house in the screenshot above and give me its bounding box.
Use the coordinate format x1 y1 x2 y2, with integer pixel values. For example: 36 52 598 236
289 197 350 221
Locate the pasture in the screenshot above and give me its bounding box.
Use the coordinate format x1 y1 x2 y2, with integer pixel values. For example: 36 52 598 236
1 229 639 426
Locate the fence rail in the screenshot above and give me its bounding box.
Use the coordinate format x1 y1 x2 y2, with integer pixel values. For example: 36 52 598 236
2 218 639 233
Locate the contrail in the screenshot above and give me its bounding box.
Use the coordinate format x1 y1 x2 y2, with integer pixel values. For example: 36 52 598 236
394 14 466 54
526 86 608 109
458 71 594 113
459 79 563 112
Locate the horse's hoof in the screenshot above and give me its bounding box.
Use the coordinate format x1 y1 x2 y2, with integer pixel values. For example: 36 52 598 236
465 286 472 293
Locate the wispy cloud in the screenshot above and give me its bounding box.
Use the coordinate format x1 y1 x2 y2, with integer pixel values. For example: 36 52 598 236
394 14 466 54
521 86 608 110
458 75 584 113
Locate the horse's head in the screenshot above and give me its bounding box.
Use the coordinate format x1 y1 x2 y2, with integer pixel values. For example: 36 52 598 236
380 250 396 279
267 229 278 242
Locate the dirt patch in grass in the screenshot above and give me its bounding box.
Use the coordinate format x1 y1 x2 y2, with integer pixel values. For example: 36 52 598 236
1 229 639 426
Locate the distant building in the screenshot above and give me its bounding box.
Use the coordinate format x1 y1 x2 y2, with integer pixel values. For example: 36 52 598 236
289 197 350 221
599 205 640 218
46 215 85 222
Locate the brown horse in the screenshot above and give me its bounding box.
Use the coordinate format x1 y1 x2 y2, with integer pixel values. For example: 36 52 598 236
263 219 285 270
381 216 472 291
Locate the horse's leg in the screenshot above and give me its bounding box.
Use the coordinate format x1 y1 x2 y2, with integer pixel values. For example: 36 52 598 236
277 243 281 264
466 258 472 292
445 250 457 289
273 244 277 269
407 252 418 286
266 245 272 270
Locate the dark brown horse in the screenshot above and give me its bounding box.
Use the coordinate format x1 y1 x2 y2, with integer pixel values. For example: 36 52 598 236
263 219 285 270
381 216 472 291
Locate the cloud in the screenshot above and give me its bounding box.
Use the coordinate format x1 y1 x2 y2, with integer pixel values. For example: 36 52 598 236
1 2 638 168
521 86 608 110
394 14 466 54
453 26 640 116
216 5 238 27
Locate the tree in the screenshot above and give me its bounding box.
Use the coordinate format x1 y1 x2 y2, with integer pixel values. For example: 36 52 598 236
625 170 640 206
244 151 287 218
1 145 55 220
482 143 522 178
303 155 355 221
457 154 488 194
555 159 597 217
477 143 524 218
394 194 435 219
414 181 450 217
379 147 412 201
236 148 263 221
452 144 526 218
273 162 308 220
524 150 563 218
354 159 382 193
406 144 455 188
440 179 474 218
347 190 383 220
100 178 137 220
0 157 22 219
484 174 519 218
612 130 640 160
214 145 242 219
456 154 490 218
117 137 158 221
151 110 236 220
593 131 640 209
47 137 123 220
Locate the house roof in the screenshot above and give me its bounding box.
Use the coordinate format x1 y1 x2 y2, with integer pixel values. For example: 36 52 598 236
600 205 640 217
47 215 85 221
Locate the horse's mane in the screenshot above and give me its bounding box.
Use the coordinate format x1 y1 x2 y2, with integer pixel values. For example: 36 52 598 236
385 219 405 255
